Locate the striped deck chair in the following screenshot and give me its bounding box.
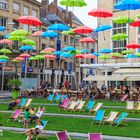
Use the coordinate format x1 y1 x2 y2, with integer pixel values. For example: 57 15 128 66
114 112 129 127
59 97 69 110
75 101 85 112
85 100 95 113
66 101 77 111
47 94 54 101
120 94 128 102
126 101 134 113
18 98 27 107
56 130 71 140
103 111 118 126
91 103 103 113
88 133 103 140
91 110 105 126
8 109 22 122
24 98 32 108
54 94 61 102
134 102 140 112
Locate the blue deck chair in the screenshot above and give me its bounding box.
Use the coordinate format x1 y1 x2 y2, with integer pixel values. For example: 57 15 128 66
54 94 60 102
47 94 54 101
18 98 27 107
91 110 105 126
85 100 95 112
114 112 128 127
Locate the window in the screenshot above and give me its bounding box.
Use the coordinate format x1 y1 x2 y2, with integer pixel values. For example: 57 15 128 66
23 6 29 15
32 9 37 17
42 28 46 32
13 2 20 13
70 37 74 44
0 17 7 26
64 62 67 70
23 24 28 30
50 60 54 68
112 23 127 53
64 35 68 44
42 43 46 50
0 0 7 10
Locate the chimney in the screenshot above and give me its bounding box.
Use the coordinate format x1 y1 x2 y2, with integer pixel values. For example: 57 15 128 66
41 0 49 17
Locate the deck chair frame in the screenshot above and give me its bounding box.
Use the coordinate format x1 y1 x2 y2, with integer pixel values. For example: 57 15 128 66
56 130 71 140
88 133 103 140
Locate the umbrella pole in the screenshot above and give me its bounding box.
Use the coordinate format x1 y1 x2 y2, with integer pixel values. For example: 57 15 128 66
24 58 27 79
58 58 61 87
1 63 5 93
43 59 46 82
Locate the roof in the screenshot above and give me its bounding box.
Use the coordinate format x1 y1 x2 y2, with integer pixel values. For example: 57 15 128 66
46 13 63 23
40 17 51 25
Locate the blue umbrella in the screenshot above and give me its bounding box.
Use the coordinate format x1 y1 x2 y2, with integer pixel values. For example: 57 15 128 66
0 26 5 31
92 52 100 57
53 51 63 55
114 0 140 10
81 49 88 53
125 54 138 58
94 25 112 32
62 46 76 51
4 34 10 39
19 45 35 51
40 31 58 38
60 52 73 58
99 48 112 53
47 23 69 31
0 59 8 63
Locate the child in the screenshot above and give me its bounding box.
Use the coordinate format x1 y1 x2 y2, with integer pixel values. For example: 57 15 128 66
23 108 30 128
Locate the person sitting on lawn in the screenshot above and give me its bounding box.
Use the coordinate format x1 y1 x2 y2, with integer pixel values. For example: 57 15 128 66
8 99 20 110
23 108 30 128
21 119 44 140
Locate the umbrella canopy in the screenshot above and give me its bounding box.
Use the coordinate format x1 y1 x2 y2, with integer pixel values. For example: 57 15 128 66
94 25 112 32
122 50 132 54
112 52 123 58
43 48 56 52
62 46 75 51
0 59 8 63
88 8 113 18
0 39 13 44
19 45 35 51
73 26 93 34
92 52 100 57
10 29 30 36
0 26 6 31
8 36 26 41
22 39 36 46
99 48 112 53
40 50 52 55
0 55 10 60
130 20 140 27
60 0 87 7
33 31 43 37
0 49 12 54
44 54 56 59
112 33 128 41
14 57 24 61
41 31 58 38
68 50 81 55
19 53 30 58
137 13 140 18
29 56 39 61
47 23 69 31
84 54 96 59
114 0 140 10
81 49 88 53
35 55 44 59
125 54 138 58
136 52 140 57
16 16 42 26
125 43 140 49
53 51 63 55
60 52 73 58
74 54 85 58
112 16 134 24
98 55 111 60
12 59 22 63
80 37 96 43
62 29 76 35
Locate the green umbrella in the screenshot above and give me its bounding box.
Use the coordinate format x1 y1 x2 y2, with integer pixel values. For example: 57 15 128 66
112 33 128 41
29 57 39 61
10 29 30 36
62 29 76 35
98 55 110 60
137 14 140 19
35 55 44 59
136 53 140 57
22 39 36 46
122 50 132 55
12 59 21 63
0 49 12 54
0 55 10 60
68 50 81 55
112 16 134 24
60 0 87 7
111 52 123 58
40 50 52 55
8 36 26 41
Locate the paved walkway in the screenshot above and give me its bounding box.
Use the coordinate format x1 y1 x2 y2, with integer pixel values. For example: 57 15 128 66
0 126 139 140
1 110 140 122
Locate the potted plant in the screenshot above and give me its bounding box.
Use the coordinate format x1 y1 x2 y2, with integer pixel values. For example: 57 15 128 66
9 78 22 99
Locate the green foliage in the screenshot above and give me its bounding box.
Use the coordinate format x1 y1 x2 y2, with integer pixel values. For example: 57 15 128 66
9 78 22 89
11 90 19 99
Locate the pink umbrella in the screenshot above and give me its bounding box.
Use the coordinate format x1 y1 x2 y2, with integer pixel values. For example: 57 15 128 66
33 31 43 37
80 37 96 43
14 57 24 61
73 26 93 34
43 48 56 52
74 54 85 58
19 53 30 58
84 54 96 59
0 39 13 44
44 54 56 59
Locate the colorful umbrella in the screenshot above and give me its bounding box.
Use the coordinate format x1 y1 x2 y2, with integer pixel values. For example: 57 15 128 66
98 55 110 60
40 50 52 55
41 31 58 38
19 45 35 51
122 50 132 54
94 25 112 32
130 20 140 27
0 39 13 44
0 49 12 54
43 48 56 52
60 52 73 58
19 53 30 58
73 26 93 34
62 29 76 35
125 54 138 58
99 48 112 53
112 16 134 24
112 52 123 58
33 31 43 37
0 26 6 31
112 33 128 41
60 0 87 7
29 57 39 61
16 16 42 26
0 55 10 60
35 55 44 59
4 34 10 39
53 51 63 55
84 54 96 59
47 23 69 31
68 50 81 55
44 54 56 59
22 39 36 46
8 36 26 41
88 8 113 18
81 49 88 53
62 46 76 51
74 54 85 58
80 37 96 43
14 57 24 61
0 59 8 62
92 52 100 57
125 43 140 49
136 52 140 57
12 59 22 63
10 29 30 36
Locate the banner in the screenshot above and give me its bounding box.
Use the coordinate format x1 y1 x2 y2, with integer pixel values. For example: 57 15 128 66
22 59 26 73
91 48 94 64
56 39 61 62
68 62 72 75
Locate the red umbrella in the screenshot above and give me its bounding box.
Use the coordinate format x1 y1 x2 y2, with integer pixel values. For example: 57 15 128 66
80 37 96 43
125 43 140 49
33 31 43 36
0 39 13 44
73 26 93 34
19 53 30 58
43 48 56 52
16 16 42 26
74 54 85 58
84 54 96 59
44 55 56 59
130 20 140 27
14 57 24 61
88 8 113 18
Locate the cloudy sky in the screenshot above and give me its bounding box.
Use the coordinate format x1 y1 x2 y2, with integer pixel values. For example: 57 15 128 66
38 0 97 28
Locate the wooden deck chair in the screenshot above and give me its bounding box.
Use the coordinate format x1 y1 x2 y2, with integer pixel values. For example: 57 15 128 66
91 103 103 113
25 99 32 107
114 112 129 127
103 111 118 126
120 94 128 102
36 107 45 119
134 102 140 112
8 109 22 122
91 110 105 126
54 94 61 102
47 94 54 101
18 98 27 107
56 130 71 140
75 101 85 112
59 97 69 110
66 101 77 111
126 101 134 113
88 133 103 140
85 100 95 113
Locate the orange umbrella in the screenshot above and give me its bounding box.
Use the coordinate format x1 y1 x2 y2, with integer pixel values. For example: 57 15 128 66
80 37 96 43
33 31 43 37
43 48 56 52
14 57 24 61
84 54 96 59
19 53 30 58
44 55 56 59
73 26 93 34
0 39 13 44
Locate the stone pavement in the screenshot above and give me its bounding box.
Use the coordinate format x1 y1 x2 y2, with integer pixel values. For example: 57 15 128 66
0 126 139 140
